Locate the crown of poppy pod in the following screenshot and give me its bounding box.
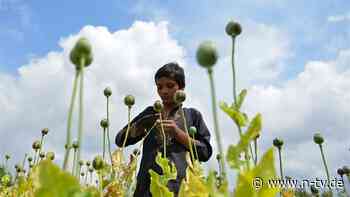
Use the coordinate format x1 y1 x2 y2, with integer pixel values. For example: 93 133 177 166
32 141 41 150
72 141 79 149
92 156 104 170
88 167 94 173
78 160 84 166
196 41 218 68
174 90 186 104
5 155 10 160
86 161 91 167
153 100 163 113
39 152 45 158
337 168 345 176
41 128 49 136
100 118 109 129
27 157 33 162
273 138 284 148
104 87 112 97
124 95 135 107
313 133 324 145
225 21 242 37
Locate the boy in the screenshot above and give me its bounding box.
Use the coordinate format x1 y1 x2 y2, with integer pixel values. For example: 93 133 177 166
115 62 213 196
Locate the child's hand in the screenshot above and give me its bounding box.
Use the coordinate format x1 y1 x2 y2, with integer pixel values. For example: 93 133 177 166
156 119 179 137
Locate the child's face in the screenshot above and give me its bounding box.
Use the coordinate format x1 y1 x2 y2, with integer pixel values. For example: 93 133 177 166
156 77 182 105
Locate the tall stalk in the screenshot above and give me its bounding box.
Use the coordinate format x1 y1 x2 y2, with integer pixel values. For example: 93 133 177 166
207 68 226 179
319 144 331 190
76 58 85 175
106 96 113 165
122 107 132 150
179 106 195 162
63 71 80 170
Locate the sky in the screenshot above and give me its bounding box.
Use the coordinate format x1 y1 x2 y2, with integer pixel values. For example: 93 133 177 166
1 0 350 191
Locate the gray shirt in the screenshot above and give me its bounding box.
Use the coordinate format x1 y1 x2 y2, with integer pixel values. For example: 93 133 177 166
115 105 212 197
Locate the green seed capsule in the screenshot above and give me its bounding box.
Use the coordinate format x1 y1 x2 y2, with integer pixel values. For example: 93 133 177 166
70 37 93 68
313 133 324 145
153 100 163 113
104 87 112 97
14 164 19 170
28 157 33 162
92 156 104 170
273 138 284 148
16 165 23 173
216 154 222 161
41 128 49 136
196 41 218 68
72 141 79 149
5 154 10 160
81 172 85 177
1 175 11 186
88 167 93 173
189 126 197 136
343 166 350 175
39 152 45 158
86 161 91 167
32 140 41 150
225 21 242 37
124 95 135 107
100 118 109 129
46 152 55 160
173 90 186 104
79 160 84 166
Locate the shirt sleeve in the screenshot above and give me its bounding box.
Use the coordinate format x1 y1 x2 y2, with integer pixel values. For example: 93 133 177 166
188 108 213 162
115 106 154 147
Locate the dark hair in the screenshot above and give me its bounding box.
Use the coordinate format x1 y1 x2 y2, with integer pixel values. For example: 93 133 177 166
154 62 185 89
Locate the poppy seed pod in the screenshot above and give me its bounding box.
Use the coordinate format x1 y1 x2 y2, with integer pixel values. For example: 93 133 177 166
79 160 84 166
86 161 91 167
337 168 345 176
225 21 242 37
273 138 284 149
72 141 79 149
313 133 324 145
32 141 41 150
16 165 23 173
92 156 104 170
216 154 222 161
153 100 163 113
124 95 135 107
46 152 55 160
5 154 10 160
70 37 93 68
41 128 49 136
39 152 45 159
100 118 109 129
27 157 33 162
174 90 186 104
104 87 112 97
189 126 197 136
88 167 93 173
196 41 218 68
343 166 350 175
14 164 19 170
1 174 11 186
81 172 85 177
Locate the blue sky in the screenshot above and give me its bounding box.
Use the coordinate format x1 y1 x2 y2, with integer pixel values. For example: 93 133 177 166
1 0 350 190
1 0 349 78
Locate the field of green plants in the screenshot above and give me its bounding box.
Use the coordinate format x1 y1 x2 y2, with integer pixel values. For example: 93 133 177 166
0 21 349 197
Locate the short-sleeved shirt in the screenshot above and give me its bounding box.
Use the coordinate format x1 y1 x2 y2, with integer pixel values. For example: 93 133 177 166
115 105 213 197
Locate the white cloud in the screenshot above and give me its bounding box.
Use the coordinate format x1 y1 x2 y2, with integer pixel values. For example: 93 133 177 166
328 13 350 23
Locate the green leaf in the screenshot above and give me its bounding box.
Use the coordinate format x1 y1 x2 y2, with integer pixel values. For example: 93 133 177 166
226 114 262 169
204 170 229 197
235 89 247 110
178 167 209 197
234 148 279 197
219 101 248 127
32 160 81 197
149 152 177 197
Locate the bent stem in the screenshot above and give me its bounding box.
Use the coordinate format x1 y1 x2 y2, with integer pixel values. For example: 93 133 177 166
122 106 132 150
179 106 195 162
319 144 331 190
63 71 80 170
76 58 85 175
207 68 226 180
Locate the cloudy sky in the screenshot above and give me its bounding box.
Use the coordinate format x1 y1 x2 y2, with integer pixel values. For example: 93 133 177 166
1 0 349 189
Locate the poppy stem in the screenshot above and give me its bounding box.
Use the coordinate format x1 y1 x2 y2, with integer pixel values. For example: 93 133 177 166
319 144 331 190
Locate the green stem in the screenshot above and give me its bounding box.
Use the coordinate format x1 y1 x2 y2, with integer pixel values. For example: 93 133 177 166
254 138 258 165
22 154 27 169
207 68 226 179
106 97 113 165
180 106 195 162
158 113 167 158
98 172 103 197
72 149 77 175
278 148 284 179
319 144 331 190
38 135 45 159
122 107 132 149
103 128 106 161
191 133 199 160
63 71 80 170
76 58 85 175
231 36 237 106
238 126 251 171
